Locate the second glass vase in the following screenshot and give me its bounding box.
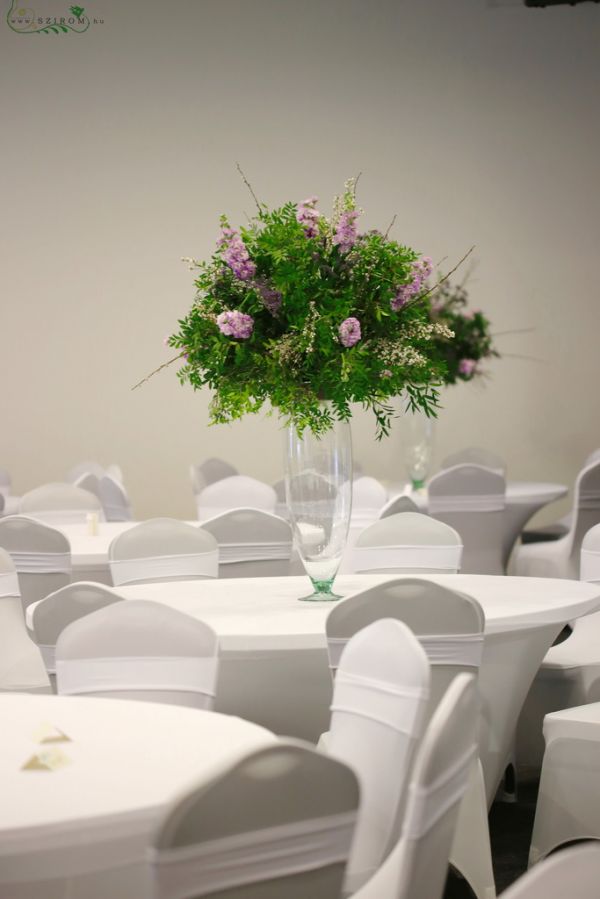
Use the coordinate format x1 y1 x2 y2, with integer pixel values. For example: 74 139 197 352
284 413 353 601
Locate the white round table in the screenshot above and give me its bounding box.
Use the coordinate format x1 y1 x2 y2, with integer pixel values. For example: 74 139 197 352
0 693 275 898
118 573 600 806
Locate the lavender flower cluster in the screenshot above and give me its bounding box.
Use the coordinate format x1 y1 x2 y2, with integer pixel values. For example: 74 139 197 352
296 196 320 238
332 209 359 253
338 317 361 348
218 226 256 281
217 310 254 339
390 256 433 312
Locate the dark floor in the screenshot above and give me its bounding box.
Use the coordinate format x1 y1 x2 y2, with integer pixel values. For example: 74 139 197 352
443 782 539 898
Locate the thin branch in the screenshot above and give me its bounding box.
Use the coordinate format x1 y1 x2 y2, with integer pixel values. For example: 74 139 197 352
491 327 535 337
501 353 547 363
131 353 186 391
384 214 397 239
435 255 448 268
404 246 476 311
235 163 262 212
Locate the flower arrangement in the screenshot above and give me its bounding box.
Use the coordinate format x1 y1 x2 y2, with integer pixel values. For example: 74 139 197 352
427 279 499 384
149 175 461 438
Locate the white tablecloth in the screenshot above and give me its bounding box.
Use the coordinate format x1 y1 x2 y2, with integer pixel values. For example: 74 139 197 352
0 694 275 896
118 573 600 805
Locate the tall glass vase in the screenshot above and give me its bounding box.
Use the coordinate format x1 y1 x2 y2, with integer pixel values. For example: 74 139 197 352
402 405 435 492
284 412 353 602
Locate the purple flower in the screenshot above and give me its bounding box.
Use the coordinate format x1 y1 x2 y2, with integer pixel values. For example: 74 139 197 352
390 256 431 311
381 369 393 379
339 317 361 348
458 358 477 376
332 209 359 253
254 278 282 315
217 310 254 340
296 196 320 238
218 227 256 281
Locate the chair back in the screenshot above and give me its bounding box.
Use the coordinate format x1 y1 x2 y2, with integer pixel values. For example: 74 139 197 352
352 477 387 521
56 599 219 709
326 577 484 717
353 512 462 575
73 472 101 499
441 447 506 476
19 482 104 524
99 474 133 522
201 508 293 577
66 460 105 483
0 468 11 499
0 516 71 611
353 673 478 899
428 464 506 574
106 463 123 483
581 523 600 584
569 461 600 575
0 547 49 692
327 619 430 892
109 518 218 586
500 843 600 899
31 581 123 680
196 475 276 521
379 495 420 518
190 458 239 496
151 741 359 899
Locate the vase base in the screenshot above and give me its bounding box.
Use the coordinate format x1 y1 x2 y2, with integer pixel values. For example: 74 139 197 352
298 590 344 603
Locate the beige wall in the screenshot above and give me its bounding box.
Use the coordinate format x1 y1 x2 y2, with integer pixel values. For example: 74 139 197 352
2 0 599 521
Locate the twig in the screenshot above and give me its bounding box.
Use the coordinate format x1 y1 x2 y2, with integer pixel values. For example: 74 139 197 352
384 214 397 239
491 327 535 337
405 246 476 310
236 163 262 212
131 353 186 391
501 353 547 363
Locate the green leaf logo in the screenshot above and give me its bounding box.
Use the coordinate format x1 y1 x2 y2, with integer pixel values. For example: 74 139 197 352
70 5 85 16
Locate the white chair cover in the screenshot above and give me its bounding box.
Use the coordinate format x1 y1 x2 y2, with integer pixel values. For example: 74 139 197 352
151 741 359 899
108 519 218 586
326 618 430 893
66 460 105 483
379 495 420 518
352 477 388 516
353 545 462 573
0 548 50 693
56 599 219 710
0 467 12 499
441 447 506 477
581 523 600 583
196 475 277 520
428 464 506 514
99 474 133 522
352 673 478 899
73 472 102 499
19 482 104 523
501 843 600 899
201 508 293 577
353 512 462 574
0 516 72 611
190 458 239 496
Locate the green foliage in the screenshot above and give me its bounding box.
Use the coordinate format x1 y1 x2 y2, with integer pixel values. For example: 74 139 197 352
168 181 453 438
427 280 499 384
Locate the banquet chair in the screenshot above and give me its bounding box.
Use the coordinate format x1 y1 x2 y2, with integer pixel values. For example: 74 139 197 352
108 518 218 586
326 618 431 893
56 599 219 709
516 523 600 779
352 673 478 899
66 460 105 483
324 578 493 899
151 741 359 899
30 582 123 691
352 476 387 523
352 511 462 574
190 458 239 514
428 464 507 574
201 508 293 577
0 547 50 693
196 475 277 521
99 473 133 521
0 467 11 498
528 701 600 865
504 844 600 898
106 463 124 483
19 482 105 525
379 494 420 518
73 471 102 499
0 515 71 611
522 449 600 544
441 447 506 476
514 459 600 579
